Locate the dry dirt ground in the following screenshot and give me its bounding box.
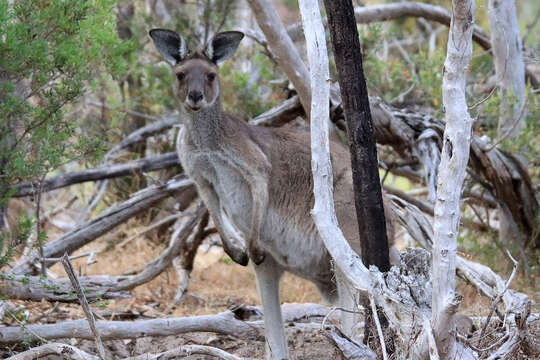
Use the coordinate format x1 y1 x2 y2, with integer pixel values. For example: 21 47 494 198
2 208 539 359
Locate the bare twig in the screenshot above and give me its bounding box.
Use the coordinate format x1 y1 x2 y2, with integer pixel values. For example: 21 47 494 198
370 294 388 360
113 204 204 291
5 308 49 345
40 195 78 226
478 250 519 341
61 253 106 360
117 212 182 248
484 95 529 152
35 173 47 277
42 251 98 264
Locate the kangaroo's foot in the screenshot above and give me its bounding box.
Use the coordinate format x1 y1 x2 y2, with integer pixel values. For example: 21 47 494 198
249 242 266 265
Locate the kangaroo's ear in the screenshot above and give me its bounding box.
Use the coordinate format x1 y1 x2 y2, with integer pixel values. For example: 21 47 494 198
149 29 188 65
206 31 244 66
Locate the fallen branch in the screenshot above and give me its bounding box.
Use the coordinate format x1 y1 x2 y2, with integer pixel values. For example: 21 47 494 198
388 193 530 315
11 176 194 275
126 345 248 360
113 204 205 291
0 303 328 344
5 343 99 360
0 310 258 344
0 273 129 302
12 153 179 198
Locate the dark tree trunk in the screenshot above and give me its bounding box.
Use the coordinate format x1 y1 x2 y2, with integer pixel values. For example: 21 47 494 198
322 0 390 272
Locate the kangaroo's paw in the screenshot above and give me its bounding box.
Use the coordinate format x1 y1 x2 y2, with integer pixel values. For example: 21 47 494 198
222 238 249 266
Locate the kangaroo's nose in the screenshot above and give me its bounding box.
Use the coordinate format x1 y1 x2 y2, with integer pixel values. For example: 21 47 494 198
188 90 203 103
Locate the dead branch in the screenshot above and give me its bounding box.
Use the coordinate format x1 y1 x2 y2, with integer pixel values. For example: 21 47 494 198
286 2 490 50
486 303 539 359
5 343 99 360
11 176 194 275
113 204 205 291
106 115 179 159
126 345 248 360
0 310 259 344
12 153 179 198
389 194 530 316
0 303 328 344
170 208 209 305
0 273 129 302
249 96 304 127
383 186 489 232
62 254 106 360
479 250 519 340
469 139 539 248
353 2 489 50
245 0 312 116
117 212 182 248
325 327 379 360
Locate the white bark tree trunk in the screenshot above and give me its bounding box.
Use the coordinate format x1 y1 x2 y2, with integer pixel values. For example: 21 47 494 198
488 0 526 139
431 0 475 358
487 0 527 258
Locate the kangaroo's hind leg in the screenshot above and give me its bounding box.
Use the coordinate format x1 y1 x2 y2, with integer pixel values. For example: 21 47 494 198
253 257 289 360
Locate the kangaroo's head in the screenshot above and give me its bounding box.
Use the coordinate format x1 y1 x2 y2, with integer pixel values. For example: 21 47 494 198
149 29 244 112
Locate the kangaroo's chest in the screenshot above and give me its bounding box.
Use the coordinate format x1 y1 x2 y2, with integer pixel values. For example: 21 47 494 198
179 139 253 231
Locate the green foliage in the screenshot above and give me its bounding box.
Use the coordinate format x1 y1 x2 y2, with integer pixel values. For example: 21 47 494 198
220 52 280 119
0 0 129 268
359 24 445 108
0 0 129 189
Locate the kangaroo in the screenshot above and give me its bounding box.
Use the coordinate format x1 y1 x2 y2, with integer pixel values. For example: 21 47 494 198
149 29 393 360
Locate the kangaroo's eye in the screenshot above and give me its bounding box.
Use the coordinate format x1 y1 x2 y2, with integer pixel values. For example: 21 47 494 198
207 73 216 82
176 72 185 81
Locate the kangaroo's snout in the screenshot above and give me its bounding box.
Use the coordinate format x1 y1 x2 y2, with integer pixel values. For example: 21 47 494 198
188 90 203 104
